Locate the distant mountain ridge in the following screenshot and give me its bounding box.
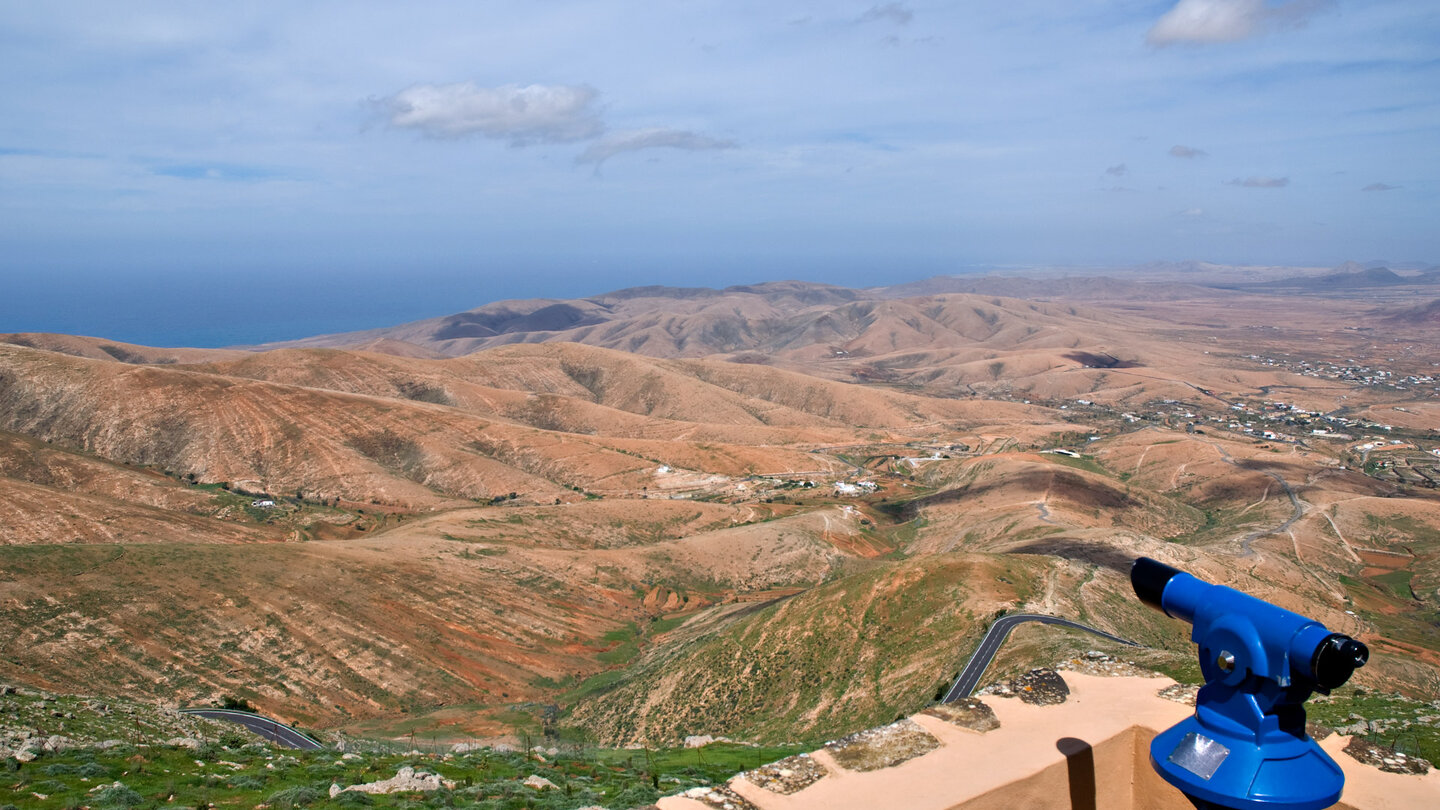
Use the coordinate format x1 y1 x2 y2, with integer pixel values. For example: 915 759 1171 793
1216 265 1437 292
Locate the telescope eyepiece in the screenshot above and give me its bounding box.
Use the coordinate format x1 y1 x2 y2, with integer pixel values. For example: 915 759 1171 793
1131 556 1182 613
1310 633 1369 692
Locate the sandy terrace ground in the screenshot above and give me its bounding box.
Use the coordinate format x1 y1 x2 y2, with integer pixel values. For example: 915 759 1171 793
657 672 1439 810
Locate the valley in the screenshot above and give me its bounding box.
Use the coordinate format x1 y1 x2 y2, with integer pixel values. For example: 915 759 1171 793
1 269 1437 756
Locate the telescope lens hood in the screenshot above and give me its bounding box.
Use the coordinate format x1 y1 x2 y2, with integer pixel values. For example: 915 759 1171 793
1131 557 1182 613
1311 633 1369 691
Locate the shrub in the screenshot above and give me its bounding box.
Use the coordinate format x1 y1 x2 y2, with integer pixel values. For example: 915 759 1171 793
228 774 267 790
92 785 144 808
78 762 111 778
331 791 374 806
610 784 660 807
267 785 324 808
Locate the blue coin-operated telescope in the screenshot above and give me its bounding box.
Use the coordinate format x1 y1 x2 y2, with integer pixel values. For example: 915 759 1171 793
1131 557 1369 810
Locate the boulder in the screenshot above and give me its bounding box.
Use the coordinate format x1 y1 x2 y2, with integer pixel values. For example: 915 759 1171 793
921 698 1000 733
335 766 456 795
522 774 558 790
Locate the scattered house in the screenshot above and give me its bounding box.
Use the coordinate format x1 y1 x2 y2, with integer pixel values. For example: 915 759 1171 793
834 482 862 496
1042 449 1081 458
250 499 276 508
1430 449 1440 459
656 465 672 474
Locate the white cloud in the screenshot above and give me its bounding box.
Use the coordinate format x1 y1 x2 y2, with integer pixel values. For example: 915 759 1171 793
859 4 914 25
1227 176 1289 187
1105 163 1127 177
1169 145 1207 158
1361 182 1398 192
376 83 604 143
1148 0 1330 46
576 128 736 166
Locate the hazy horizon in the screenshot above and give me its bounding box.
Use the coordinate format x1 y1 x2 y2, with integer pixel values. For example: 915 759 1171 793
4 255 1435 348
4 2 1438 331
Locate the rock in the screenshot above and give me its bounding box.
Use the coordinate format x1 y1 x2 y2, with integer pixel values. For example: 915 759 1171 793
684 735 716 748
679 784 760 809
824 719 942 773
166 737 204 750
1342 737 1430 775
922 698 1000 733
1006 668 1069 706
335 766 456 795
329 783 342 798
14 749 36 763
492 743 516 753
96 740 126 750
1156 683 1199 707
43 734 74 752
341 752 362 761
450 743 477 754
742 753 828 794
522 774 558 790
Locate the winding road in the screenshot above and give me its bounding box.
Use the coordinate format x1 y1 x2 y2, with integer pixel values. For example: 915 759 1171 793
941 613 1140 703
1238 470 1305 556
179 708 325 750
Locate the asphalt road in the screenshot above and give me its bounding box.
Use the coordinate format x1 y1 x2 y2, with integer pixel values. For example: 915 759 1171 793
180 708 325 750
941 613 1140 703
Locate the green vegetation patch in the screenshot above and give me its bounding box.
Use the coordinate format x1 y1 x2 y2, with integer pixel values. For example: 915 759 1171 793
0 739 805 810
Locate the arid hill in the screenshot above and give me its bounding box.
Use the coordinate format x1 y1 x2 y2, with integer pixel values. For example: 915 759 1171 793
1 273 1437 745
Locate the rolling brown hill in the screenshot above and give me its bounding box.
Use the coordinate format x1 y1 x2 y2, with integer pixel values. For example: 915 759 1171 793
2 273 1438 745
0 332 248 364
255 285 1348 414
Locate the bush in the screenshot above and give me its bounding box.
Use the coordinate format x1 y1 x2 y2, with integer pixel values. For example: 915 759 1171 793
267 785 324 808
220 730 251 748
29 779 68 793
610 784 660 807
1 757 18 772
195 742 224 761
228 774 267 790
92 785 144 808
78 762 111 778
331 791 374 806
43 763 78 776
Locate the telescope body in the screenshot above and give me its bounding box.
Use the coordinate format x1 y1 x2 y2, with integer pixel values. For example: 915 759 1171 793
1131 558 1368 810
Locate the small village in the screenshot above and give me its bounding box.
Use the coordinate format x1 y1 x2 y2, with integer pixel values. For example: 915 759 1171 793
1239 352 1440 393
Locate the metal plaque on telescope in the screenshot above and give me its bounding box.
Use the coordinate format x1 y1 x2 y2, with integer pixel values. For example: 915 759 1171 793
1167 731 1230 781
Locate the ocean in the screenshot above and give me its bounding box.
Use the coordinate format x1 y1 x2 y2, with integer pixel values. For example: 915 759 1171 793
1 268 604 348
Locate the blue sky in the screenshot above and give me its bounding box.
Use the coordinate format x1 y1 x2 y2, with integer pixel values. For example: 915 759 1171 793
1 1 1438 344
